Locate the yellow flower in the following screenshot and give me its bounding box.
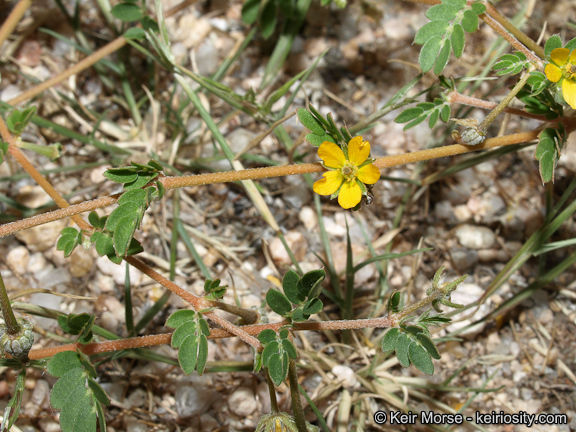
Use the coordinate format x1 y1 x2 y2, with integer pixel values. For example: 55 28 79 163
545 47 576 109
313 136 381 209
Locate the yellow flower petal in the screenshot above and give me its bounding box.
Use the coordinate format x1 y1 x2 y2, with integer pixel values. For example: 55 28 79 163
358 164 381 184
562 78 576 109
569 49 576 64
338 180 362 209
318 142 346 168
313 170 343 195
347 136 370 166
545 63 562 82
551 48 570 66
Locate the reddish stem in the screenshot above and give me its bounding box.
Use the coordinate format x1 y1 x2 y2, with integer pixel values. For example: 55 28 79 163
28 316 397 360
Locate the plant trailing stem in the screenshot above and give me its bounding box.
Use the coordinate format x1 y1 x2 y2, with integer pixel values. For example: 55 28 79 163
0 0 32 48
0 130 543 239
447 91 550 122
484 2 545 60
5 0 199 106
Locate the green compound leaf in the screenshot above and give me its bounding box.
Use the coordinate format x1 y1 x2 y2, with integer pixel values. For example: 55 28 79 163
416 333 441 360
258 329 277 344
281 339 298 359
268 353 288 386
166 309 196 328
48 352 109 432
262 340 280 366
381 327 400 352
409 342 435 375
282 269 304 305
544 35 562 58
51 368 96 432
299 269 325 299
103 168 138 184
111 3 143 22
6 106 37 135
297 108 325 135
526 71 549 96
395 333 411 368
394 107 423 124
451 24 465 58
87 380 111 406
470 2 486 14
387 291 402 313
535 127 565 183
425 4 459 20
88 211 105 229
461 9 479 32
57 227 83 258
124 172 159 190
307 104 331 129
434 39 452 75
113 216 138 257
260 330 295 386
124 27 146 40
302 298 323 316
166 310 210 375
46 351 82 378
266 288 293 317
203 279 227 300
395 98 451 130
241 0 260 24
429 109 440 128
419 36 443 73
306 132 336 147
118 188 147 205
440 104 451 122
565 37 576 52
91 231 112 256
414 20 449 45
260 0 277 39
492 52 529 76
171 321 198 348
104 201 141 231
57 313 95 343
444 0 466 7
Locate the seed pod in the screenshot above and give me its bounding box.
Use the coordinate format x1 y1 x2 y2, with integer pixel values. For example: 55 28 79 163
452 127 486 146
0 318 34 360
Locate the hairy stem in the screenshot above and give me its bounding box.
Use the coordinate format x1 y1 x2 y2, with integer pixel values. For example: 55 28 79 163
477 68 533 133
288 358 307 432
0 273 20 335
484 2 545 60
447 91 549 122
5 0 199 106
0 0 32 48
0 130 542 239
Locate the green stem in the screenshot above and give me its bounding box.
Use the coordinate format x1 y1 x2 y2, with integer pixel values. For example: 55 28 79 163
212 301 260 325
266 369 280 413
484 3 545 60
0 273 20 335
478 69 533 133
288 358 307 432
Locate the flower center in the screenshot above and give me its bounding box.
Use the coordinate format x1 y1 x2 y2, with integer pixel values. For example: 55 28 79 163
563 62 576 79
341 163 358 181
